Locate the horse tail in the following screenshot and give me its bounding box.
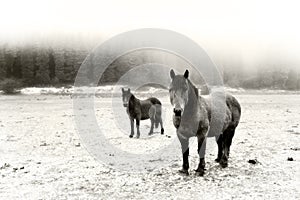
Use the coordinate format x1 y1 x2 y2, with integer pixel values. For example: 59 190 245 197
228 95 241 128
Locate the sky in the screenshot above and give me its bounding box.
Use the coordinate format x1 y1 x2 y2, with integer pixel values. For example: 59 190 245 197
0 0 299 69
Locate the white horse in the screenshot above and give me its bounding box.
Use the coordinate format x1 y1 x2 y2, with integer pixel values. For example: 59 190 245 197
169 69 241 176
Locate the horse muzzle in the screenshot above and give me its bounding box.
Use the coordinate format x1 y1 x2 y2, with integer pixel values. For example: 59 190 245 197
173 108 182 129
123 103 128 107
173 108 182 117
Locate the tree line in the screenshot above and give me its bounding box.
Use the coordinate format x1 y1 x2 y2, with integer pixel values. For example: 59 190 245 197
223 67 300 90
0 44 299 90
0 44 88 86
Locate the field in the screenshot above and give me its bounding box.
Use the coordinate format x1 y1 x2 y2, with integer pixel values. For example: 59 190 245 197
0 91 299 199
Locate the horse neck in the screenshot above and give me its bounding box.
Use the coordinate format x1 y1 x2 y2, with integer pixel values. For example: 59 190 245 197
128 93 139 111
183 81 199 115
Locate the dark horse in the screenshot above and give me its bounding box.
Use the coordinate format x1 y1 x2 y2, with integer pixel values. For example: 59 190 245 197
122 88 164 138
169 69 241 176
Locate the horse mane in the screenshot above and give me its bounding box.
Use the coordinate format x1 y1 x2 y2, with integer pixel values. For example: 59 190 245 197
187 79 199 98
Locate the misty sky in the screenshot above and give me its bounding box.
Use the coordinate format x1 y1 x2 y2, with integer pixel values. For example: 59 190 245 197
1 0 299 70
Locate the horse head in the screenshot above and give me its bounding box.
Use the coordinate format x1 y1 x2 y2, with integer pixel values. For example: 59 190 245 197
169 69 190 127
121 88 131 107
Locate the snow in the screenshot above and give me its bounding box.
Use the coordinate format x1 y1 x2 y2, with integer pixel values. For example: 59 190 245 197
20 86 115 95
0 91 299 199
16 85 300 96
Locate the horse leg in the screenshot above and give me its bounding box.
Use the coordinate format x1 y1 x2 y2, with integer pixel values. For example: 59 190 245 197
136 118 141 138
160 119 164 135
148 118 154 135
129 118 134 138
178 136 189 175
196 135 207 176
215 134 223 162
148 106 155 135
225 127 235 158
220 127 235 168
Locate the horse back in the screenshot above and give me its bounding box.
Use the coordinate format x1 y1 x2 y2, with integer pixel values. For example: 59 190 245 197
202 92 241 132
147 97 161 105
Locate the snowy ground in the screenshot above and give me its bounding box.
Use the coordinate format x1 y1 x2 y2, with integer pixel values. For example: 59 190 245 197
0 91 299 199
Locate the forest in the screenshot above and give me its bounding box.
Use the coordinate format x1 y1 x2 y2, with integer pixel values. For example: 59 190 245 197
0 43 299 90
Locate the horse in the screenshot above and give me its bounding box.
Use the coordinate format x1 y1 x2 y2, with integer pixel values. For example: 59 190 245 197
169 69 241 176
121 88 164 138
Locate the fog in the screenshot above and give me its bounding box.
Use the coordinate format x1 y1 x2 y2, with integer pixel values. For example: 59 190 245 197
1 0 300 73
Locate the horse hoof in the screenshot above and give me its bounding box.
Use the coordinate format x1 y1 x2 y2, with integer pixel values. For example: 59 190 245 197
136 135 140 139
215 158 221 163
148 132 153 136
195 170 205 176
220 160 228 168
161 129 164 135
178 169 189 175
129 135 133 138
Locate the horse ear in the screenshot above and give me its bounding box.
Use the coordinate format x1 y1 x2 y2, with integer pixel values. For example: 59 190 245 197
121 88 124 92
184 70 189 79
128 88 130 92
170 69 175 79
